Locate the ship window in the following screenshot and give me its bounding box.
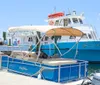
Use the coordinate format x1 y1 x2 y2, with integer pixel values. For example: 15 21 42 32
82 34 88 38
79 18 83 24
69 36 76 39
88 34 92 39
63 19 68 26
28 37 33 42
55 20 59 26
51 36 61 40
92 31 97 39
68 18 71 24
63 18 71 26
44 36 49 41
59 19 63 26
72 18 78 23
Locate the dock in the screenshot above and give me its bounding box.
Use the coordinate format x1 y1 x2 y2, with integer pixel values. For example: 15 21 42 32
0 70 84 85
0 45 29 51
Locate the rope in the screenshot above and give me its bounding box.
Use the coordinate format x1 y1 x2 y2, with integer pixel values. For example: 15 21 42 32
60 36 83 58
23 35 45 59
36 42 42 61
60 41 78 57
31 67 44 77
53 41 62 56
74 41 79 59
81 76 92 85
48 28 83 59
48 37 51 56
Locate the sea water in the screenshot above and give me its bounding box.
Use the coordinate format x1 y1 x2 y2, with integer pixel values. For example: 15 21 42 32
88 63 100 75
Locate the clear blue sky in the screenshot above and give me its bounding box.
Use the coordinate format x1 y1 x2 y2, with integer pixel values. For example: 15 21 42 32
0 0 100 37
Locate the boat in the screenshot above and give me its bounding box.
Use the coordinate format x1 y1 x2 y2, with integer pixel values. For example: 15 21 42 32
46 11 100 63
0 27 88 84
6 11 100 62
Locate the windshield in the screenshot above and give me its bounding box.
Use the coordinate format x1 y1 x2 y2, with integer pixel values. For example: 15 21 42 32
55 20 59 26
82 34 88 39
72 18 83 24
79 18 83 24
72 18 78 23
63 18 71 26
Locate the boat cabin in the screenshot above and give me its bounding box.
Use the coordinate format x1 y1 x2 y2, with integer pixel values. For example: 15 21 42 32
48 12 83 26
7 11 98 46
47 12 98 41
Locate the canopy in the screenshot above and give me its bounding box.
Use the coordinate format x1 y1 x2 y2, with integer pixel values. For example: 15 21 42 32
8 25 61 33
46 27 84 36
8 26 84 37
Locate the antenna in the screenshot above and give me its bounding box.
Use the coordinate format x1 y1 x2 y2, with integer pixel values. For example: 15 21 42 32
73 10 76 15
68 8 71 14
80 12 84 16
54 7 56 13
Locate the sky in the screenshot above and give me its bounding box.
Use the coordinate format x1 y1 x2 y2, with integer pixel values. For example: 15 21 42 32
0 0 100 38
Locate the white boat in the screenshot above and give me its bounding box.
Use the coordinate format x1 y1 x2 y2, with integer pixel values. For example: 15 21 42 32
6 11 100 62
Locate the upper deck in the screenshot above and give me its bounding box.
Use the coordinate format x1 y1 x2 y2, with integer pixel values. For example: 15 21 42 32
47 11 98 41
47 11 84 26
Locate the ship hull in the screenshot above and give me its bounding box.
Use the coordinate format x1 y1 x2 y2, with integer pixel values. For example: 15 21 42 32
41 41 100 62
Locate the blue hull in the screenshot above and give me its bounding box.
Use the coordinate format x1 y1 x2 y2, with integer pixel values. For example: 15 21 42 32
1 56 88 83
41 41 100 62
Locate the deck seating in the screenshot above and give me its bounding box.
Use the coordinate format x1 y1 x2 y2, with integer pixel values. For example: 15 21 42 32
11 51 38 61
10 51 77 66
42 58 77 66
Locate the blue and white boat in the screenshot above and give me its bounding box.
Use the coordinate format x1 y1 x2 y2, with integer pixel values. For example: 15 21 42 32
0 28 88 83
45 11 100 63
7 11 100 62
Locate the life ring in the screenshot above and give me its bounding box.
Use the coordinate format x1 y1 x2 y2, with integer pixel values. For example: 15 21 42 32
49 20 54 25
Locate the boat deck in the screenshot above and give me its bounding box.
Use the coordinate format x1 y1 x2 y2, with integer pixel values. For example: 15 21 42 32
0 70 85 85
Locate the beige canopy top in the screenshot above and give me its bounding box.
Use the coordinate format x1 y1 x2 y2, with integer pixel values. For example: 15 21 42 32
8 25 62 33
46 27 84 37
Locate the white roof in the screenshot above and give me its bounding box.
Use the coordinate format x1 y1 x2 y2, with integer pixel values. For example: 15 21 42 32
8 25 62 33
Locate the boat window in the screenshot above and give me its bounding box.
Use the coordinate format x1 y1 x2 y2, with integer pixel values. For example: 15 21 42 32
44 36 49 41
63 18 71 26
59 19 63 26
28 37 33 42
72 18 78 23
79 18 83 24
63 19 68 26
55 20 59 26
51 36 61 40
69 36 76 39
91 31 97 39
82 34 88 38
68 18 71 24
88 34 92 39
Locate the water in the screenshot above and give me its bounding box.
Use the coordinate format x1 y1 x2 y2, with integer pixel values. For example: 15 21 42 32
88 63 100 75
